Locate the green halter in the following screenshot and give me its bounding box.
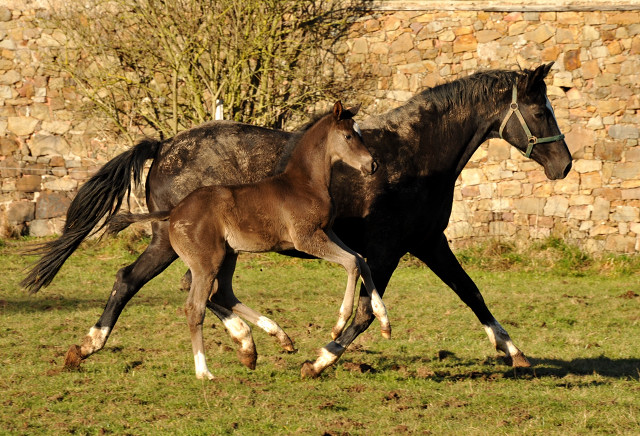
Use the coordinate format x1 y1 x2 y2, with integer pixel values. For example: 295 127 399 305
498 85 565 158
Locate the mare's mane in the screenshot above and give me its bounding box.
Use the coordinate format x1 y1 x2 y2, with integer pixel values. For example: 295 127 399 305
381 67 544 124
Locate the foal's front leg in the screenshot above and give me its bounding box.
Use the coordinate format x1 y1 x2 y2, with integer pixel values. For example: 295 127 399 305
326 230 390 339
293 230 390 378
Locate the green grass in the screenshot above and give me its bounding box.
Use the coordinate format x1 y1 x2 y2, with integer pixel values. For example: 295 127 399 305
1 235 639 435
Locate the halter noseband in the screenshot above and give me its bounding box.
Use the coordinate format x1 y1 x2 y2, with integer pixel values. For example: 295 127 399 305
498 85 565 158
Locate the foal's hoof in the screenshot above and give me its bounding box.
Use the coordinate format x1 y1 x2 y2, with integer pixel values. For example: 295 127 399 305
63 345 84 370
507 351 531 368
381 327 392 340
280 337 297 354
300 361 320 379
238 350 257 370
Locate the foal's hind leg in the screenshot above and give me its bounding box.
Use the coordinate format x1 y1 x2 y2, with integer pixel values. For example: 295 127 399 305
64 221 177 369
185 268 218 380
207 302 257 370
210 253 296 353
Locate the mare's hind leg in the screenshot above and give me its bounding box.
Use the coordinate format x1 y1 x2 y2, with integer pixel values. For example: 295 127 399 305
64 221 177 369
411 233 530 367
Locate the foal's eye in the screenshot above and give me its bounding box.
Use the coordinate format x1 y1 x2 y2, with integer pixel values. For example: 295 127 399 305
345 134 352 140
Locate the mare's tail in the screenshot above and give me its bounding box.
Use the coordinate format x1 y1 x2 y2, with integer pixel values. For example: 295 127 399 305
105 211 170 236
20 138 163 293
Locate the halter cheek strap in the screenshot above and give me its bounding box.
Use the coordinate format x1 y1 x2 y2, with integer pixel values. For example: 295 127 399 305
498 85 565 158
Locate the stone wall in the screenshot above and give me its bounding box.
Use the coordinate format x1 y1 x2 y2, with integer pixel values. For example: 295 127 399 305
1 1 639 253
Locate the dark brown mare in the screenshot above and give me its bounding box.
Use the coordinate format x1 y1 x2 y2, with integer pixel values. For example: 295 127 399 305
23 64 572 378
103 101 389 379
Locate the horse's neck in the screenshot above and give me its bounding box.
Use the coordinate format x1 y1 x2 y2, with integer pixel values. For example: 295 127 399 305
368 96 499 179
282 130 332 192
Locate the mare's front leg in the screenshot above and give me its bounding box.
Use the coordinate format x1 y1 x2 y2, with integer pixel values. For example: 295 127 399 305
207 301 257 370
410 233 530 367
64 222 177 369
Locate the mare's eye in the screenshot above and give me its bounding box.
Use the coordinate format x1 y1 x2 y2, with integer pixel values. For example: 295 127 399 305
533 111 545 119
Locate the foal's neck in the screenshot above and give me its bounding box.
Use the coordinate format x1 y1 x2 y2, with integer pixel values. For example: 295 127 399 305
283 118 333 191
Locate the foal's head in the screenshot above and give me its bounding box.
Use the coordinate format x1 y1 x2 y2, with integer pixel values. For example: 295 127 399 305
327 101 378 175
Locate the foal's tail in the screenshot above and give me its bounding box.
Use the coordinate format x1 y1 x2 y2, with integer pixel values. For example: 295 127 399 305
105 211 170 236
21 138 162 294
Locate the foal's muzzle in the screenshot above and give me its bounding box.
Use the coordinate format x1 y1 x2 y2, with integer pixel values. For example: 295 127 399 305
362 159 378 175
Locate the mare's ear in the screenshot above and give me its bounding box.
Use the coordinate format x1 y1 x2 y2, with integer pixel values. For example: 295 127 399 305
333 101 343 120
526 62 554 92
345 104 361 117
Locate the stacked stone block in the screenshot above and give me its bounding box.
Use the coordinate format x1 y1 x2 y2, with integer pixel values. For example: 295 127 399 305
1 2 639 253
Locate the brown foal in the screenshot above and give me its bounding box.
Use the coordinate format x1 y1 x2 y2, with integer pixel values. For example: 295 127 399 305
108 101 390 379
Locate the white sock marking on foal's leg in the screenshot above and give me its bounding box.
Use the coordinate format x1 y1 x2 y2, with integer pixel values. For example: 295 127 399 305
256 316 279 336
193 351 214 380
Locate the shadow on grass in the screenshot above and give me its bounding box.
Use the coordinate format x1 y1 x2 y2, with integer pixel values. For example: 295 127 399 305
528 356 640 380
0 294 170 314
339 351 640 382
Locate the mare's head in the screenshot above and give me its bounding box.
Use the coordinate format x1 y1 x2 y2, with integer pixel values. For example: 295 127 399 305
495 63 572 180
326 101 378 175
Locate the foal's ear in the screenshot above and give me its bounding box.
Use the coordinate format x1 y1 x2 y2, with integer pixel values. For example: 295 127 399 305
333 101 344 120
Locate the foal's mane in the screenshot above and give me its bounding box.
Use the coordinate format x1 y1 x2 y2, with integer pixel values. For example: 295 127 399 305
275 110 332 173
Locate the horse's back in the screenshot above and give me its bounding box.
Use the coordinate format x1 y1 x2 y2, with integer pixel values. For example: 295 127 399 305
148 121 293 210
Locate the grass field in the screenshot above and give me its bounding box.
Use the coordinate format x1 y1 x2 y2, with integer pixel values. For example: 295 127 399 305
1 235 639 435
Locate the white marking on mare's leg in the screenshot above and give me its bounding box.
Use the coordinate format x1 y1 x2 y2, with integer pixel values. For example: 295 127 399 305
483 320 530 367
80 326 111 356
301 340 346 378
193 351 214 380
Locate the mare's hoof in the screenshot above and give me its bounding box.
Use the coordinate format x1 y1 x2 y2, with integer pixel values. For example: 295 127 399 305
238 350 257 370
300 361 320 379
63 345 83 370
381 328 392 339
508 351 531 368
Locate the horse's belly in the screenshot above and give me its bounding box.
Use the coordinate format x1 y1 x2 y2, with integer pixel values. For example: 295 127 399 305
225 230 293 253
